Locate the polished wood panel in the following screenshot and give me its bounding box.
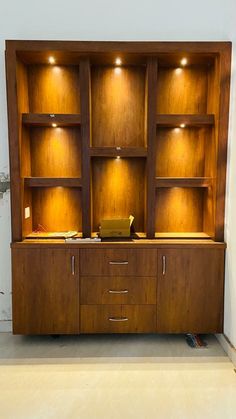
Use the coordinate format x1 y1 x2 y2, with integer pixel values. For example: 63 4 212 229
29 127 81 177
156 114 214 127
157 66 208 114
80 249 157 276
24 178 82 187
80 59 92 237
155 188 204 232
28 65 80 113
80 305 156 333
155 127 209 177
155 178 212 188
32 187 82 232
80 276 156 304
92 158 146 232
12 248 79 334
157 248 225 333
23 113 81 126
90 147 147 157
91 66 145 147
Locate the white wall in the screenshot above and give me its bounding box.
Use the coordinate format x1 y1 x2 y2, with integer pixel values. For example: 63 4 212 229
0 0 236 345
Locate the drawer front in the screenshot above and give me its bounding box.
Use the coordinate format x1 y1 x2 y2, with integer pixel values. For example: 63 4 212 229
80 305 156 333
80 276 157 304
80 249 157 276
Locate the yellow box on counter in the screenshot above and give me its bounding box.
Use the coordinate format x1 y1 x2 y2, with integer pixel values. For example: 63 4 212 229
100 215 134 238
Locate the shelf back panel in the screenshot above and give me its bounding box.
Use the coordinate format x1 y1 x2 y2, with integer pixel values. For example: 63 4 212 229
91 66 146 147
29 127 81 178
29 187 82 232
157 66 208 114
156 127 212 177
155 187 204 233
92 158 146 232
27 65 80 114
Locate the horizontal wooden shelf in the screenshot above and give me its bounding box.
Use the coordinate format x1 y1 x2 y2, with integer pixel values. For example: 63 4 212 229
22 113 81 127
155 232 211 239
156 114 214 127
24 177 82 187
89 147 147 157
155 177 212 188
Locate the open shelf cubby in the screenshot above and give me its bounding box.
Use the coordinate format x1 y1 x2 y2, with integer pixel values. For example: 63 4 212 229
92 157 146 235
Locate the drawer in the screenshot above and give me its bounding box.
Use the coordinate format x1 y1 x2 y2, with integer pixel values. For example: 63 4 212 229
80 249 157 276
80 305 156 333
80 276 157 304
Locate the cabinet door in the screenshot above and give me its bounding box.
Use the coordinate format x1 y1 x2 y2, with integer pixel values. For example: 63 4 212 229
157 249 225 333
12 248 79 334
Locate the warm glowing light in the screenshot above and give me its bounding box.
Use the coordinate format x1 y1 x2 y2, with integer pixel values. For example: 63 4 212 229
180 57 188 66
180 123 186 128
115 57 122 66
48 56 55 64
52 123 57 128
175 68 183 75
116 156 121 159
174 128 180 133
114 67 121 75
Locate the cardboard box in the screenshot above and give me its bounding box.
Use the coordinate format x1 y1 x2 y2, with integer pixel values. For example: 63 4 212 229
100 215 134 238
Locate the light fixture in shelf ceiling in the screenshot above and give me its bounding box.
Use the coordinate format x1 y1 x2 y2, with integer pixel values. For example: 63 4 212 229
115 57 122 66
180 57 188 66
52 123 57 128
48 56 55 64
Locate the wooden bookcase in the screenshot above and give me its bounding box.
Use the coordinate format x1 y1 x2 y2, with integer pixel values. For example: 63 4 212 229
6 41 231 335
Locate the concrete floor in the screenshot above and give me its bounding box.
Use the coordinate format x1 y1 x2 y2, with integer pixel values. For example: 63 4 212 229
0 334 236 418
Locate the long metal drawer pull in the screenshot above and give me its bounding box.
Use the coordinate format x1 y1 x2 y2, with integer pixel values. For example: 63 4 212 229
109 261 128 265
162 255 166 276
108 317 128 322
108 289 129 294
71 255 75 275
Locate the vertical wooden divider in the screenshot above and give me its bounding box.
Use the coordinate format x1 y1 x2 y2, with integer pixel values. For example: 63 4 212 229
80 59 92 237
5 47 23 241
146 58 158 238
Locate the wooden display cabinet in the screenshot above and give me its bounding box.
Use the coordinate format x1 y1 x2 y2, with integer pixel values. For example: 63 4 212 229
6 41 231 335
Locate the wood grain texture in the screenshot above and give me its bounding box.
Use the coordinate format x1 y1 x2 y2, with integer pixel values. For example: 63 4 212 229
29 127 81 177
155 187 204 233
24 178 82 187
146 58 158 238
155 127 209 177
28 65 80 113
80 276 157 304
80 59 92 237
22 113 81 126
155 178 212 188
89 147 147 157
80 248 157 276
157 66 208 114
156 114 214 127
32 187 82 232
157 248 225 333
12 248 79 334
80 305 156 333
92 158 146 232
91 66 145 147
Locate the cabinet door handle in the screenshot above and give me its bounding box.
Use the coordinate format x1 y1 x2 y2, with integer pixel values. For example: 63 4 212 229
109 261 128 265
71 255 75 275
108 289 129 294
162 255 166 276
108 317 128 322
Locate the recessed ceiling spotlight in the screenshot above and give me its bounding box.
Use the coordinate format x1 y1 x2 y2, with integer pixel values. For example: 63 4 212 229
180 123 186 128
180 57 188 66
116 156 121 159
52 123 57 128
115 57 122 66
48 56 55 64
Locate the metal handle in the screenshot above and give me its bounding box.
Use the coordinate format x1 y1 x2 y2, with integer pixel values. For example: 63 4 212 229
71 255 75 275
108 289 129 294
109 261 128 265
108 317 128 322
162 255 166 276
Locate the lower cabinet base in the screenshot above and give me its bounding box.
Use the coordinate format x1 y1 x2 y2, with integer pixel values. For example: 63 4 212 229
80 305 157 333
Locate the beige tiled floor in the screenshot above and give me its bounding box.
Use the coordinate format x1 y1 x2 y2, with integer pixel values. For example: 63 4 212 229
0 334 236 419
